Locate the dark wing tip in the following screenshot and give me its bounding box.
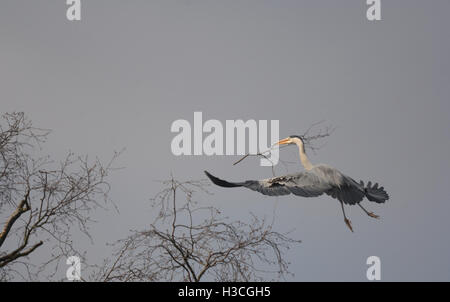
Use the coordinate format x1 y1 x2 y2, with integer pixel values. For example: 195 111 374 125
204 170 217 183
204 170 242 188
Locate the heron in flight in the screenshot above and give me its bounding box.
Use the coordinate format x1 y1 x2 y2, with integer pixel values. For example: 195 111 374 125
205 135 389 232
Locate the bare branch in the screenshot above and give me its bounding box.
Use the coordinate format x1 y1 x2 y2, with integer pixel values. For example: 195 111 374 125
300 121 336 154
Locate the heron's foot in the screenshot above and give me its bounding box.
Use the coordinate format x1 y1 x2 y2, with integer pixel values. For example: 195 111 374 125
344 218 353 232
368 212 380 219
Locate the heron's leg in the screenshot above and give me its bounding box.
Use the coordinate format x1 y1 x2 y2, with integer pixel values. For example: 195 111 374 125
357 203 380 219
340 202 353 232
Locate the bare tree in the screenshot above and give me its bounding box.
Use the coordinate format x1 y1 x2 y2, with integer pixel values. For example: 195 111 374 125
91 177 300 282
0 112 118 281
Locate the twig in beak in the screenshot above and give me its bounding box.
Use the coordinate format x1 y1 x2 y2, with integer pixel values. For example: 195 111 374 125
232 144 278 166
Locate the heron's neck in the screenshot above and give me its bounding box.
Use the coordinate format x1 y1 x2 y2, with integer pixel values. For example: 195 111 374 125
296 141 313 170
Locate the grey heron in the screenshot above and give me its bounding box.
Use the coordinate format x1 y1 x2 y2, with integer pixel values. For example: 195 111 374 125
204 135 389 232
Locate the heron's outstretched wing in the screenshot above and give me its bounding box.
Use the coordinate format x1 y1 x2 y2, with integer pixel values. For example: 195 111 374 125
204 170 333 197
205 164 382 205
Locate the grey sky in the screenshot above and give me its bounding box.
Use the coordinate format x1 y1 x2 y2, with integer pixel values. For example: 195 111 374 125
1 0 450 281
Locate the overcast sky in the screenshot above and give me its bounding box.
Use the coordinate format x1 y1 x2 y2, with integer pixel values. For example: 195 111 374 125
1 0 450 281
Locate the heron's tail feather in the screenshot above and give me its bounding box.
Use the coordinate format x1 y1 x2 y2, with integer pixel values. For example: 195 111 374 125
360 180 389 203
204 171 244 188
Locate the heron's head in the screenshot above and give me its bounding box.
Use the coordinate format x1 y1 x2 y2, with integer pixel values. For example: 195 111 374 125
276 135 304 146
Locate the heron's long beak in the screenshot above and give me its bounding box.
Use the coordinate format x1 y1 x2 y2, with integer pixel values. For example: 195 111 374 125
276 138 291 145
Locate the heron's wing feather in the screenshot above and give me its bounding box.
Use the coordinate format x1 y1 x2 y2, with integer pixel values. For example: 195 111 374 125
243 171 332 197
205 167 367 204
325 175 366 205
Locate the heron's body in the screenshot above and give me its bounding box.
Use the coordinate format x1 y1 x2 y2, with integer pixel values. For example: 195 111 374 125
205 135 389 232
